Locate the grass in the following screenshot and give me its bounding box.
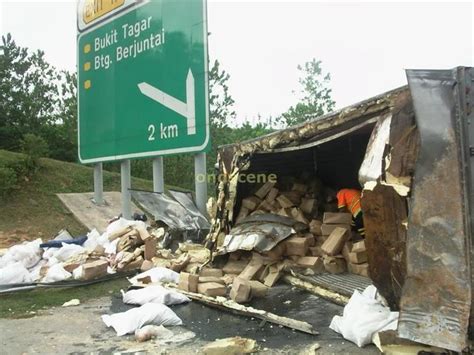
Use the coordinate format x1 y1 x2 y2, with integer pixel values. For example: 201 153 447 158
0 278 130 319
0 149 182 247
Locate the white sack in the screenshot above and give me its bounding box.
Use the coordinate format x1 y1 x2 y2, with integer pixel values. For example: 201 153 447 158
42 263 72 283
0 239 42 269
0 262 33 284
104 238 119 255
102 303 182 336
329 285 399 347
44 243 85 266
122 285 190 306
105 218 147 239
28 259 47 282
129 267 180 285
83 229 101 252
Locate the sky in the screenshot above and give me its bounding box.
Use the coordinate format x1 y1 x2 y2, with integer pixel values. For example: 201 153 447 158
1 0 473 125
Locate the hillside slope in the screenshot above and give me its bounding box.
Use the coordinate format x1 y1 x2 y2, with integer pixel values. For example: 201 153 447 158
0 150 167 247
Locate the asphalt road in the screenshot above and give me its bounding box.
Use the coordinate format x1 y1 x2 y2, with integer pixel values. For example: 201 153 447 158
0 284 379 354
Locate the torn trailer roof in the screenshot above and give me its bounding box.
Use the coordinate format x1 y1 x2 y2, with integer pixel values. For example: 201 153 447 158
207 67 474 352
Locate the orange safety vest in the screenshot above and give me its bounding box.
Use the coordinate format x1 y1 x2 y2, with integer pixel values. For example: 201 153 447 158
336 189 362 217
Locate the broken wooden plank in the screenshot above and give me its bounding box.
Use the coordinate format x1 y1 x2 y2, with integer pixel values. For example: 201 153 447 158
282 274 349 306
166 284 318 335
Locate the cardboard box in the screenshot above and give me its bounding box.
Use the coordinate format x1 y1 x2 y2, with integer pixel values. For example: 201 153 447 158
257 199 273 212
296 256 324 271
352 240 366 253
82 260 108 280
281 191 302 205
262 263 284 287
199 276 225 284
290 208 309 224
309 246 324 257
120 257 143 272
321 223 350 236
265 188 279 203
323 256 347 274
144 237 157 261
140 260 154 272
249 280 268 298
342 241 353 261
348 250 368 264
321 227 349 256
199 268 224 278
303 233 316 247
300 198 317 215
238 257 264 280
241 196 261 211
276 195 294 208
223 259 249 275
263 242 286 260
323 212 353 225
348 262 370 277
236 207 250 223
254 181 276 199
230 277 251 303
283 237 310 256
179 272 199 292
309 220 322 236
197 282 227 297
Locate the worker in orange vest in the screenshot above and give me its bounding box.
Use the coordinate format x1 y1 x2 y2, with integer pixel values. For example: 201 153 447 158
336 188 365 237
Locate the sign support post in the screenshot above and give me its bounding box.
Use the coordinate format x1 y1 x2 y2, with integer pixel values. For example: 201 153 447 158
153 157 164 193
93 163 104 205
194 152 207 216
121 160 131 219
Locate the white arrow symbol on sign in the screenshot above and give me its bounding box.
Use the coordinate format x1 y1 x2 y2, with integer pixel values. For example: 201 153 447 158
138 69 196 135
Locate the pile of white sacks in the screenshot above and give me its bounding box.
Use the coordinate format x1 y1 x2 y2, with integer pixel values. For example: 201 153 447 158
0 218 148 285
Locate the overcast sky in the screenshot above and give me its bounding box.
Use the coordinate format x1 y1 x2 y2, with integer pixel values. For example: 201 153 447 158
1 0 473 125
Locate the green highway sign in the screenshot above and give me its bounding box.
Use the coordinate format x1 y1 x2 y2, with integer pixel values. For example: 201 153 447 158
77 0 210 163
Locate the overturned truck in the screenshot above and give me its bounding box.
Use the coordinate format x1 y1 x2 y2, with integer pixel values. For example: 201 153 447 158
207 67 474 351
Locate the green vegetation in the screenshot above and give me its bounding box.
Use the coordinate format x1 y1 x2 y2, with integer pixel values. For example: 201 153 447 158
0 149 168 245
0 277 129 319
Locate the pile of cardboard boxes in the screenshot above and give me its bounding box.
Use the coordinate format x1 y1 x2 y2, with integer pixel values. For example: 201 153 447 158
176 179 369 304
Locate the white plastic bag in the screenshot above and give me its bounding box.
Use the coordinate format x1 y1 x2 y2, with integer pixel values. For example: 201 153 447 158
102 303 182 336
105 218 147 239
129 267 180 285
42 263 72 283
44 243 85 266
0 262 33 284
28 260 47 282
83 229 101 252
122 285 190 306
0 239 43 269
329 285 399 347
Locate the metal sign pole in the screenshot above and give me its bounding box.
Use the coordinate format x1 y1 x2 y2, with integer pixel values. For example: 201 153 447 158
93 163 104 205
194 152 207 215
121 159 131 219
153 156 164 193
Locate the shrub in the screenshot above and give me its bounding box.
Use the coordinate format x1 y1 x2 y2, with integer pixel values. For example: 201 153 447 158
20 133 49 174
0 167 18 197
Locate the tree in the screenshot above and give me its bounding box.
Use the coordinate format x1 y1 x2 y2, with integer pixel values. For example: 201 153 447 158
278 59 335 127
0 33 77 161
209 59 236 129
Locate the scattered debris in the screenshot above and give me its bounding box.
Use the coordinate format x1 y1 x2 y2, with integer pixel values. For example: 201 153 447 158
135 324 173 342
201 336 257 355
167 285 318 335
329 285 398 347
62 299 80 307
